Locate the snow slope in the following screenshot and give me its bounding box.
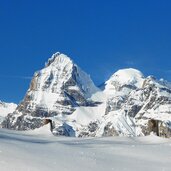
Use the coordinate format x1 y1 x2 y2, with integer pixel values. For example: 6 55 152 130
0 128 171 171
0 101 17 124
0 101 17 117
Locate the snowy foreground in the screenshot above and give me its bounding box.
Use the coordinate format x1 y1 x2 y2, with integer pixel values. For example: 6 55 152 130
0 126 171 171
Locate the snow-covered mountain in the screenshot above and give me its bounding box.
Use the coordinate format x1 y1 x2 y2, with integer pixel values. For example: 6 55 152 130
2 53 171 138
98 69 171 137
0 101 17 124
2 53 99 131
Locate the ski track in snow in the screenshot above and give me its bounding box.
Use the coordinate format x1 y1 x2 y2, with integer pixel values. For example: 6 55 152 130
0 127 171 171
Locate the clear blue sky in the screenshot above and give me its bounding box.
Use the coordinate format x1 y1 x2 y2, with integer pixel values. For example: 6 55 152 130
0 0 171 103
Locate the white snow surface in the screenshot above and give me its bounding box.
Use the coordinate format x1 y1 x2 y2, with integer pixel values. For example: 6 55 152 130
104 68 144 95
0 127 171 171
0 101 17 117
0 101 17 124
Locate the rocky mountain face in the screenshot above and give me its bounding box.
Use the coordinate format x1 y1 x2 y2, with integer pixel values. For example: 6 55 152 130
0 101 17 124
2 53 171 138
1 53 99 130
96 70 171 138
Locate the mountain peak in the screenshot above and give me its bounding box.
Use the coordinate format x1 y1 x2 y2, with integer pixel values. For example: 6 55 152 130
112 68 144 80
104 68 145 94
2 52 99 130
45 52 73 67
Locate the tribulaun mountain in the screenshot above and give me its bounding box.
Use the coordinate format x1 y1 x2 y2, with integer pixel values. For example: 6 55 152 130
1 52 171 137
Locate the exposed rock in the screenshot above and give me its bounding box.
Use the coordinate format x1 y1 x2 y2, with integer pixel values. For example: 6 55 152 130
103 122 119 136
